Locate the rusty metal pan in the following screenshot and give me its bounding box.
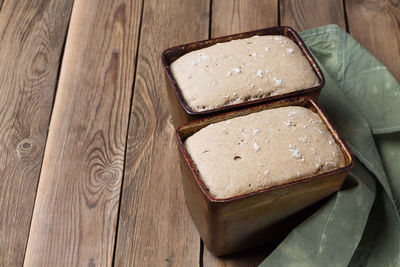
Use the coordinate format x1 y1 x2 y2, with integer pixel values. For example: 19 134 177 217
175 97 353 255
162 26 325 127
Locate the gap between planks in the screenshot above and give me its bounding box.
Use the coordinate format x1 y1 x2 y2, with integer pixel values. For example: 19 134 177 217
111 0 145 265
204 1 278 265
112 0 209 266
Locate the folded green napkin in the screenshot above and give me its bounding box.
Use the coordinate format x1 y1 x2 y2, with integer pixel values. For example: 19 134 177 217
260 25 400 267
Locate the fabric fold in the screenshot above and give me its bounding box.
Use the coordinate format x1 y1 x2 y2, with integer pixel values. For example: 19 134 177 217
260 25 400 267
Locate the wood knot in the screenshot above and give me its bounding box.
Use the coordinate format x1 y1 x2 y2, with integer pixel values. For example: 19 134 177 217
95 165 121 188
17 139 38 159
164 256 174 263
20 141 32 151
30 51 49 76
99 168 117 180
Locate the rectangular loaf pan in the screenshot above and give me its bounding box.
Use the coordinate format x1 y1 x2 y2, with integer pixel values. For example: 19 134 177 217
175 97 353 256
163 26 325 127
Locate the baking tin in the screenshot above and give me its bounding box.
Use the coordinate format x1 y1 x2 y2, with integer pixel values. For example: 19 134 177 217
163 26 325 127
175 97 353 256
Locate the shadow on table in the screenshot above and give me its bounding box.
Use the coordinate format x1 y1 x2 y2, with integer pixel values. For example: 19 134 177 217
202 195 335 266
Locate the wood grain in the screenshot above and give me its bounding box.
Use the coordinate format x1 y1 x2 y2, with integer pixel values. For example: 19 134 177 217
113 0 209 266
280 0 346 31
0 0 73 266
23 0 142 266
203 1 278 266
345 0 400 81
211 0 278 37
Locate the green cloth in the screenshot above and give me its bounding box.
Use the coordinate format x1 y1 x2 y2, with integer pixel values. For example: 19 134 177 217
260 25 400 267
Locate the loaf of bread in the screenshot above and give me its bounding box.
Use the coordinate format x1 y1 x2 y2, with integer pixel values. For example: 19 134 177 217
184 106 345 199
171 35 319 112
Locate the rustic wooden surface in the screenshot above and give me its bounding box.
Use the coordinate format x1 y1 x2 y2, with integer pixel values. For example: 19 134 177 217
0 0 74 266
211 0 278 37
0 0 397 266
113 0 208 266
280 0 346 31
24 0 142 266
345 0 400 82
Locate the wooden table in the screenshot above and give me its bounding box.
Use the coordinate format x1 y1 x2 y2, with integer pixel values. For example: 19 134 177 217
0 0 398 266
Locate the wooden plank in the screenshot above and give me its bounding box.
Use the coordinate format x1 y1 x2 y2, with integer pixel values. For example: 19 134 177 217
211 0 278 37
203 1 278 266
113 0 209 266
280 0 346 31
345 0 400 81
0 0 74 266
23 0 142 266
